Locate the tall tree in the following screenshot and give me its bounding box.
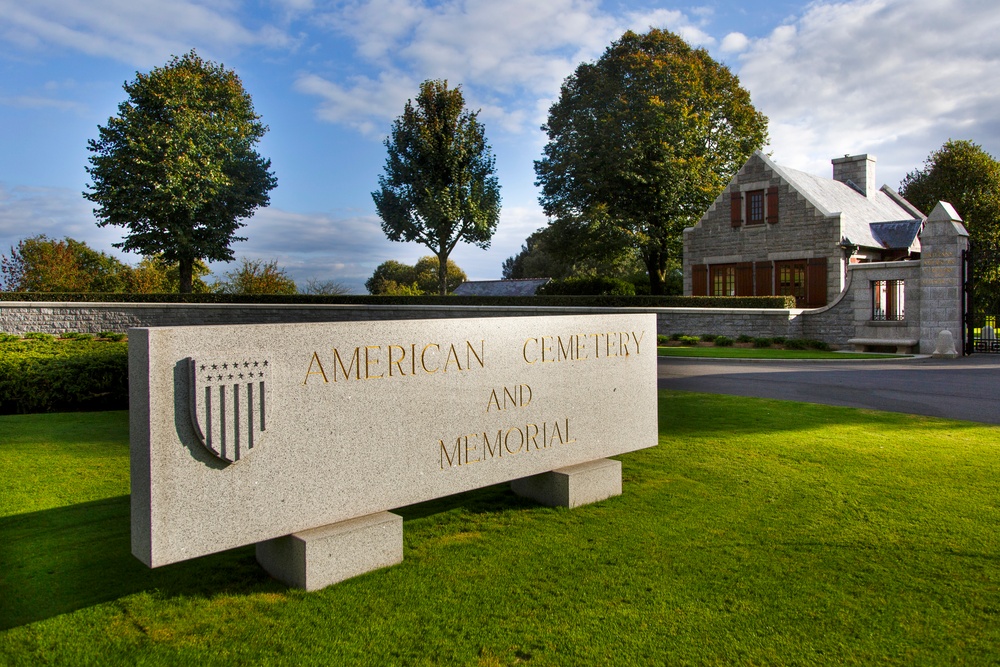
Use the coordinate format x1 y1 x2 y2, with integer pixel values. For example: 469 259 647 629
212 257 298 295
372 79 500 295
84 50 277 293
365 256 466 295
534 29 768 294
900 139 1000 316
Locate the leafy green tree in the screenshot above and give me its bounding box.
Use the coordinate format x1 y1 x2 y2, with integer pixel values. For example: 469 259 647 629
901 139 1000 316
126 254 212 293
534 28 768 294
0 235 129 292
84 50 277 293
502 225 646 284
372 79 500 295
365 256 466 295
212 258 297 295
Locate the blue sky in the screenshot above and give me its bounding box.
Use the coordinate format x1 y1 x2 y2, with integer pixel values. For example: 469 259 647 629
2 0 999 293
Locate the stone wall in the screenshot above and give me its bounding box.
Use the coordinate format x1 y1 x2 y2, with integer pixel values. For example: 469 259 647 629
0 205 968 351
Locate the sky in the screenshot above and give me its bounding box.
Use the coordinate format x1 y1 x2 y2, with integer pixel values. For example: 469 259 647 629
2 0 999 293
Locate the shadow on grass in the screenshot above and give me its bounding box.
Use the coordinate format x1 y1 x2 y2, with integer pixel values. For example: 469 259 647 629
0 496 281 630
0 484 539 631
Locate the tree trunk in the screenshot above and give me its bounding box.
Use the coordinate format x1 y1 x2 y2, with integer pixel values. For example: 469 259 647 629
643 250 667 295
178 257 194 294
437 251 448 296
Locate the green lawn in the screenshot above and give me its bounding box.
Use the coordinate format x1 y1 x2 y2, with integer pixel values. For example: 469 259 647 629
2 395 999 665
658 345 903 360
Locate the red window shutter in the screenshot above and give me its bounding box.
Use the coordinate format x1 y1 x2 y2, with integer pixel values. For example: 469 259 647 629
806 258 828 307
766 186 779 223
754 261 773 296
692 264 708 296
736 262 753 296
730 191 742 227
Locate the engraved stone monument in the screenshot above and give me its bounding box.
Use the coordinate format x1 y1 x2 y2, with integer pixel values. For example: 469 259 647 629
130 314 657 590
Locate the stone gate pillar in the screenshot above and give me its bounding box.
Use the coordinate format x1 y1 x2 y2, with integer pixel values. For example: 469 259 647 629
919 202 969 354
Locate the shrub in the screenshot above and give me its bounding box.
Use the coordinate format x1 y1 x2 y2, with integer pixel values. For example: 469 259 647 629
99 331 126 342
670 333 684 341
752 337 773 348
679 335 700 346
714 336 734 347
772 336 786 345
59 332 93 341
23 332 55 342
699 333 716 342
0 338 128 414
657 334 670 345
736 334 753 343
806 339 831 351
784 338 809 350
0 332 20 343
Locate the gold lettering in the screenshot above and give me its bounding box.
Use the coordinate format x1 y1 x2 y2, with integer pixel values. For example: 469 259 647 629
525 423 539 449
503 385 517 408
504 427 524 454
464 433 481 464
421 343 440 373
557 335 574 361
523 338 538 364
486 388 502 413
303 351 329 384
576 334 588 360
333 347 361 381
619 332 628 357
590 333 601 358
444 344 462 372
540 335 554 362
550 420 564 446
439 438 461 468
411 343 417 375
466 340 485 368
520 384 532 407
563 417 576 443
483 430 503 459
632 330 645 355
388 345 407 377
605 331 617 357
365 345 384 379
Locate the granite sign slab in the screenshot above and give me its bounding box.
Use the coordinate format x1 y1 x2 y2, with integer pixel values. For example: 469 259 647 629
130 314 657 569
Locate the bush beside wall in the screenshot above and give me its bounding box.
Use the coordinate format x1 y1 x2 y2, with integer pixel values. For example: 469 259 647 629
0 338 128 414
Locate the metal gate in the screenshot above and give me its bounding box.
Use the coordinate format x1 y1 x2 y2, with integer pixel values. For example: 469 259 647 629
964 244 1000 353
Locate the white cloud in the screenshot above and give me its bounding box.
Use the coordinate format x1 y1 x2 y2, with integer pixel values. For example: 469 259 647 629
301 0 717 136
720 31 749 53
0 0 293 67
738 0 1000 186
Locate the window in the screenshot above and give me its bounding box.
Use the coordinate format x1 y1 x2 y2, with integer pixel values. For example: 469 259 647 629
872 280 905 321
711 264 736 296
746 190 765 224
775 261 807 306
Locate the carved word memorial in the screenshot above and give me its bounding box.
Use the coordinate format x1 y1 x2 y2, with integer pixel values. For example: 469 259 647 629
131 314 657 589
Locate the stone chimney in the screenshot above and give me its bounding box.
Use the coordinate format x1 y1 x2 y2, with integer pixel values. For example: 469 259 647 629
832 154 877 199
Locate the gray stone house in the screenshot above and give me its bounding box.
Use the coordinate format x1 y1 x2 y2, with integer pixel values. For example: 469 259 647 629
683 152 924 307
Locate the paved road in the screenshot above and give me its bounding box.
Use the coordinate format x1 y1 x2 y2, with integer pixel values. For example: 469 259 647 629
658 355 1000 425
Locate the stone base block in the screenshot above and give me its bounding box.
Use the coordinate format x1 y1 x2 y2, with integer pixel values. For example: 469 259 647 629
511 458 622 508
255 511 403 591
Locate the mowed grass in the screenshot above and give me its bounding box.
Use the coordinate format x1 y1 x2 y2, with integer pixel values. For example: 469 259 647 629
2 395 999 665
658 346 901 360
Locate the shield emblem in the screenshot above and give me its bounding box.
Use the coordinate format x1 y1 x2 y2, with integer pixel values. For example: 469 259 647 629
188 357 270 463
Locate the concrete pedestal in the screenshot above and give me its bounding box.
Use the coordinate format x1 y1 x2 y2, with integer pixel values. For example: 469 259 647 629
256 511 403 591
511 458 622 508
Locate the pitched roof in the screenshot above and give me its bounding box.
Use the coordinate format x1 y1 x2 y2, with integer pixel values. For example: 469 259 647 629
756 152 922 249
869 220 923 250
452 279 550 296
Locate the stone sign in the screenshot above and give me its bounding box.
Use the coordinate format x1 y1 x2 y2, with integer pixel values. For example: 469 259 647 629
130 313 657 588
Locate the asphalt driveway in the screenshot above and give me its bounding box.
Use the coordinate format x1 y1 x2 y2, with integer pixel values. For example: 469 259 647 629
658 354 1000 425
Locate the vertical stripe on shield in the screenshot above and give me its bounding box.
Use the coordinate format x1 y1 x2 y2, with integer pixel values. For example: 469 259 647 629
219 385 227 461
259 381 266 432
247 382 254 451
205 386 212 452
233 384 241 461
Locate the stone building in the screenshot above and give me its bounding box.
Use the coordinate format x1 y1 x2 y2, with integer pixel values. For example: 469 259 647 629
683 152 924 307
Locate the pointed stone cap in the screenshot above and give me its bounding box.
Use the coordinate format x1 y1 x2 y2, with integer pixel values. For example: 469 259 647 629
925 201 969 237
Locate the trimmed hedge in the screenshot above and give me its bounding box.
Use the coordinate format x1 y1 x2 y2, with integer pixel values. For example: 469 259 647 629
536 276 635 296
0 292 797 309
0 337 128 414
